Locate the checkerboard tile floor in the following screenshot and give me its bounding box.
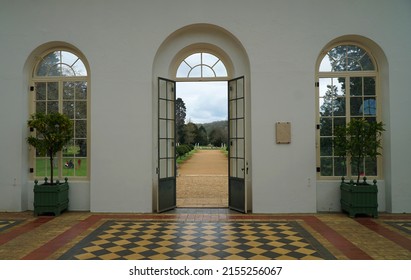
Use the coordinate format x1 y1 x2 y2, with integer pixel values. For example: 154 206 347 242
1 210 410 260
59 221 335 260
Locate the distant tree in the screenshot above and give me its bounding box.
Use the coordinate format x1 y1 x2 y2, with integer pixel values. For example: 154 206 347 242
184 122 198 145
196 125 208 146
209 127 227 147
175 98 186 144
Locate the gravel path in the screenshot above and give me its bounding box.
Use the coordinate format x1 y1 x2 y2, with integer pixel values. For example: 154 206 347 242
176 149 228 207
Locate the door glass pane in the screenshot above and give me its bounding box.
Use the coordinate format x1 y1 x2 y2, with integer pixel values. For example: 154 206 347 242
167 81 174 100
230 158 237 177
230 119 237 136
230 139 237 157
167 120 174 138
167 101 174 120
159 120 167 138
159 159 167 179
237 119 244 138
167 159 175 177
237 159 245 179
159 100 167 119
229 83 237 100
237 78 244 98
237 99 244 118
237 139 244 158
159 139 167 158
159 79 167 99
229 100 237 118
167 139 174 158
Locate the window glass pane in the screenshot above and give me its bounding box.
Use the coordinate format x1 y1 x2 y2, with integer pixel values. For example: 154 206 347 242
320 137 332 156
360 54 375 70
76 139 87 157
202 66 215 77
61 64 76 76
63 82 75 100
333 97 346 116
63 101 74 118
47 101 59 113
364 77 375 95
185 53 201 67
346 58 361 71
177 62 191 78
320 157 332 176
334 157 347 176
36 51 60 76
177 52 228 78
75 101 87 119
350 97 363 116
361 98 376 115
320 118 332 136
189 66 201 77
319 55 332 72
202 53 219 66
365 157 377 176
350 77 362 96
323 45 378 72
213 60 228 76
36 50 87 77
75 120 87 138
35 83 46 100
47 82 58 100
36 102 46 114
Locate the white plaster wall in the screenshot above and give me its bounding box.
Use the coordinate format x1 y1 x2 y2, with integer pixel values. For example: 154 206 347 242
0 0 410 213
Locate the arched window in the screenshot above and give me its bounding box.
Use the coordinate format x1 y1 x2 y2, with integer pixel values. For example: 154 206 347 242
316 44 380 179
31 49 89 179
176 52 228 78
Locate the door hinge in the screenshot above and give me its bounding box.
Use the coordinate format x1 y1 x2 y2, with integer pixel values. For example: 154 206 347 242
316 124 320 129
29 168 34 173
29 86 34 92
315 82 319 87
156 167 159 174
316 167 321 173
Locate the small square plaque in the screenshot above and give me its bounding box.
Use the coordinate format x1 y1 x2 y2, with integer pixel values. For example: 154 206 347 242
276 122 291 144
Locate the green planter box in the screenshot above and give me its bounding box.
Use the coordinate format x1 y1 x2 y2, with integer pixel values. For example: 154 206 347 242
340 178 378 218
34 178 69 216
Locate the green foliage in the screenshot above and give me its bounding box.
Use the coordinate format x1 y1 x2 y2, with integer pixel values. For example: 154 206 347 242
334 118 384 184
176 144 194 158
27 112 73 184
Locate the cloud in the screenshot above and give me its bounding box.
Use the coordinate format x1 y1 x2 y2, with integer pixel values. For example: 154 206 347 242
177 82 227 124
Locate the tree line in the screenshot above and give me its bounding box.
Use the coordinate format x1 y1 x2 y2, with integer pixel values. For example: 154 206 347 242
176 98 227 147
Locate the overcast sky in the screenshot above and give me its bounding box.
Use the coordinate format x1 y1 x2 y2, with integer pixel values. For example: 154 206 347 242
176 82 227 124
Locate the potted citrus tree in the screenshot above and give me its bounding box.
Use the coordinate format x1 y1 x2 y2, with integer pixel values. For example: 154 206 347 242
334 118 384 218
27 112 73 216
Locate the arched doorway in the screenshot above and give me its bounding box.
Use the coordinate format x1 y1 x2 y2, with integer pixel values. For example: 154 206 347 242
152 24 251 213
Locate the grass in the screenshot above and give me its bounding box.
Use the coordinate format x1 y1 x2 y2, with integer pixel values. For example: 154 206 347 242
35 158 88 178
176 149 197 165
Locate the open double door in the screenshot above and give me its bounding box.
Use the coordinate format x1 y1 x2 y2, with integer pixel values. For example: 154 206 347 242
156 77 247 213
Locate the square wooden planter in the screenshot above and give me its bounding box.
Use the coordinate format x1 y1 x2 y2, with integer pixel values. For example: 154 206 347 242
340 177 378 218
33 178 69 216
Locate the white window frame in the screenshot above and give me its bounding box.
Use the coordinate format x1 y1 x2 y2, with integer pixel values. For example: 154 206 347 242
29 48 90 181
316 42 382 180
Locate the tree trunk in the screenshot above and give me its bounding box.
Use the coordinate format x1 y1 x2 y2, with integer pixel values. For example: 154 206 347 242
49 149 54 185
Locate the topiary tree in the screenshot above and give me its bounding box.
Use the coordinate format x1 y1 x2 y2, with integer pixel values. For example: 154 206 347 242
27 112 73 185
334 118 384 185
